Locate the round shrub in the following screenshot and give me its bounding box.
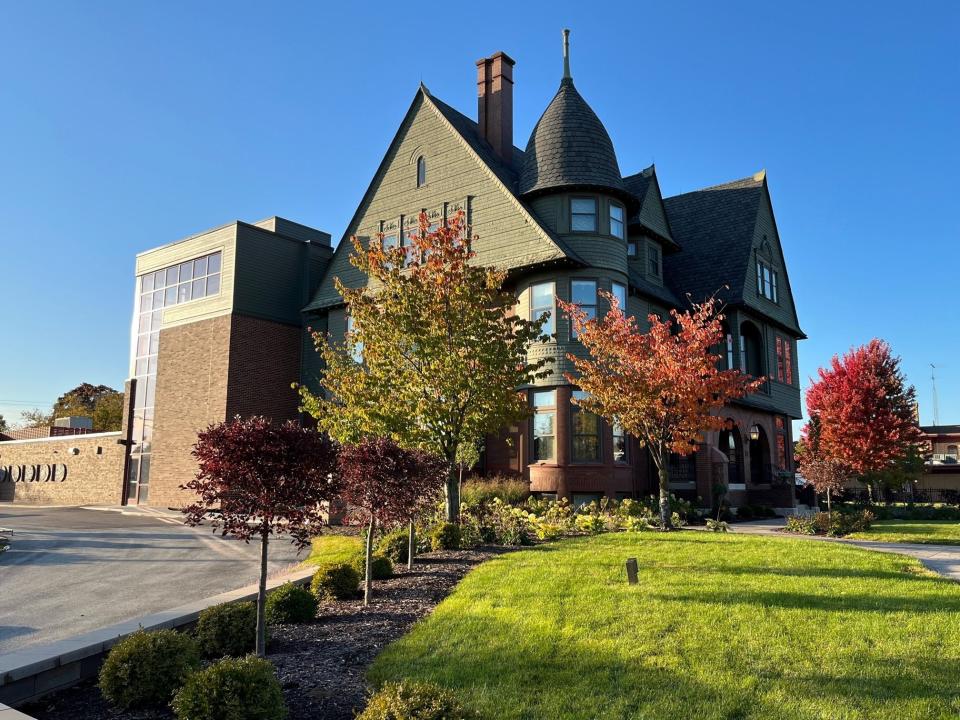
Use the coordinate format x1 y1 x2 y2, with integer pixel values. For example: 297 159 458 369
98 629 201 709
310 562 360 601
353 553 394 580
172 655 286 720
265 582 317 624
195 601 258 657
358 681 473 720
735 505 755 521
376 528 410 565
430 522 461 551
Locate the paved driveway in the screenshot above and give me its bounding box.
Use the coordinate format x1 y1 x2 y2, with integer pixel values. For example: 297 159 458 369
0 506 308 655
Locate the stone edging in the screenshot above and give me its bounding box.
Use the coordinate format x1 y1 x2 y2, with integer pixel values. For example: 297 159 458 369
0 565 316 709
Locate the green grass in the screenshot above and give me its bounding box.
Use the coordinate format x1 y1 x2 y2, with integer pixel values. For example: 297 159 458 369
848 519 960 545
369 532 960 720
303 533 361 566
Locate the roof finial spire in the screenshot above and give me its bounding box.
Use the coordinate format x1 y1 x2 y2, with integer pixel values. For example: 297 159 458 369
562 28 571 80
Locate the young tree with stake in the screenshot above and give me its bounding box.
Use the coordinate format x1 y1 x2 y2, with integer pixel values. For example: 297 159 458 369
298 211 552 522
337 437 447 604
182 416 339 657
559 293 761 529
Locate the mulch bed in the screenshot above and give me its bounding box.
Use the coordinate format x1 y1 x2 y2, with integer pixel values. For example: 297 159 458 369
24 548 506 720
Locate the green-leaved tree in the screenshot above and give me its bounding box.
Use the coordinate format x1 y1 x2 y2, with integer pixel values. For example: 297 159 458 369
298 212 552 521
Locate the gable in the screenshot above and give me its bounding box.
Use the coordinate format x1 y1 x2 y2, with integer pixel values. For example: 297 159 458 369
740 180 804 336
304 89 576 312
636 171 676 247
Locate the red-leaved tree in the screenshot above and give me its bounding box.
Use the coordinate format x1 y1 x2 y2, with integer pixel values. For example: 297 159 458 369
795 431 848 514
338 437 447 605
559 294 762 529
183 416 339 657
803 339 925 496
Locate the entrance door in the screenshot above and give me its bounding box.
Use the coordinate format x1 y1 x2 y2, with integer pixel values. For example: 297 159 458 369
749 426 771 485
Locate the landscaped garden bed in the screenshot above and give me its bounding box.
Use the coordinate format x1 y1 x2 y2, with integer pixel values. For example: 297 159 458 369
23 547 503 720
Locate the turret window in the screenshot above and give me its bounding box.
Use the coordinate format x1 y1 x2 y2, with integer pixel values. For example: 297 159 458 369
648 243 661 278
571 279 597 338
532 390 557 462
627 241 637 256
609 203 625 239
531 282 555 336
611 281 626 311
571 197 597 232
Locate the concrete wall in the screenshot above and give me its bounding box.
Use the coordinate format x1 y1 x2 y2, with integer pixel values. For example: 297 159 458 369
0 434 124 505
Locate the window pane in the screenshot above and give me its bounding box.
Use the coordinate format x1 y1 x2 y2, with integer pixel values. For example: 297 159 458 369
628 242 637 257
178 261 193 282
571 280 597 306
191 278 205 299
139 293 152 313
149 332 159 354
382 233 398 251
534 435 555 462
612 282 626 309
164 286 177 306
136 334 149 357
610 204 624 222
532 283 553 307
166 267 179 286
571 213 597 232
194 256 208 277
141 273 154 293
154 269 167 289
206 274 221 296
207 252 222 274
533 390 556 408
573 411 599 435
571 198 595 214
152 290 164 309
177 283 192 304
534 413 555 437
138 314 151 334
611 218 624 239
573 436 600 461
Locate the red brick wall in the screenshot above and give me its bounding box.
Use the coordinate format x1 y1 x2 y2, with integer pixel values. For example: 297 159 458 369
225 315 302 423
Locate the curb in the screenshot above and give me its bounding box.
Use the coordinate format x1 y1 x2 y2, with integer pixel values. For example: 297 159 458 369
0 565 316 708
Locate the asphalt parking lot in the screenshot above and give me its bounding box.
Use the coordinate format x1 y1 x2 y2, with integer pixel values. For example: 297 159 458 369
0 505 307 655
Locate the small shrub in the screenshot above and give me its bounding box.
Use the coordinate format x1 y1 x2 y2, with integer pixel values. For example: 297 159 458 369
195 601 258 658
784 510 874 537
311 562 360 601
376 528 410 565
358 681 474 720
99 629 200 709
353 553 394 580
784 514 817 535
265 583 317 624
461 475 529 506
735 505 755 521
430 522 461 551
172 655 286 720
574 513 606 535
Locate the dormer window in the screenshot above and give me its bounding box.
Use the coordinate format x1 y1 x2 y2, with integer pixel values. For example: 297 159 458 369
416 156 426 187
757 259 778 302
647 243 661 278
609 203 624 239
571 197 597 232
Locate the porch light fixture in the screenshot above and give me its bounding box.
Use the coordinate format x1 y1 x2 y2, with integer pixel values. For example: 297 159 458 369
748 424 760 441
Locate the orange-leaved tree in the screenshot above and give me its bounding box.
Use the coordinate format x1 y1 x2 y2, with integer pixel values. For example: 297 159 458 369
559 293 762 529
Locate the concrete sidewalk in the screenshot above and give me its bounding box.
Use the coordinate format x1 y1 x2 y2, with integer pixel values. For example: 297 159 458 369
728 518 960 581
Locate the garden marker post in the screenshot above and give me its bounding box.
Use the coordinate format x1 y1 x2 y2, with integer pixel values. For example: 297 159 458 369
625 558 639 585
407 519 415 571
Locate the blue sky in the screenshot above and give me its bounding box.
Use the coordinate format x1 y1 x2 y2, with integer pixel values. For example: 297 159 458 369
1 1 957 429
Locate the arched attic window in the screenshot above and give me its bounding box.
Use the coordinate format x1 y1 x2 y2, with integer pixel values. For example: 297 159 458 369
416 156 426 187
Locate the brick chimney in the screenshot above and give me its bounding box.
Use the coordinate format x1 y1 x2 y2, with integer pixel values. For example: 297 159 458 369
476 51 515 167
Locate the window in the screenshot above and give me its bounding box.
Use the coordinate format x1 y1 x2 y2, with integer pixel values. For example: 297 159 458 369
612 421 627 463
609 203 625 239
532 390 556 462
740 322 764 379
648 243 661 278
775 336 785 382
611 281 626 311
572 390 601 462
757 259 779 302
784 339 793 385
381 233 398 252
775 416 788 470
627 241 637 257
346 313 363 363
571 197 597 232
726 333 735 370
531 282 555 336
570 280 597 338
416 156 426 187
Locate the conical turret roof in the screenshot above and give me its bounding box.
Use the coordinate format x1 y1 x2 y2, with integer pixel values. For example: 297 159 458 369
519 77 629 204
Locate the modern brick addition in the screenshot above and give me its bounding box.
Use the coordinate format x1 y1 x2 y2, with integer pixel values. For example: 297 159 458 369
0 433 125 505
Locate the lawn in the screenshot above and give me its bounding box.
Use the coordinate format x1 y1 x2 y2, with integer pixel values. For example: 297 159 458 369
303 533 362 566
369 532 960 720
848 519 960 545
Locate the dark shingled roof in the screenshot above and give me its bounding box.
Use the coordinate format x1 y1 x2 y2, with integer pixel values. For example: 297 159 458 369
662 174 765 307
627 268 681 307
922 425 960 435
623 165 677 248
519 79 632 206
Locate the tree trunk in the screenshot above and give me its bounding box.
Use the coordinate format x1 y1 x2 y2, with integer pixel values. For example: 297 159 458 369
444 464 460 523
658 463 673 530
407 519 415 571
363 516 375 606
826 488 832 516
255 530 268 657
